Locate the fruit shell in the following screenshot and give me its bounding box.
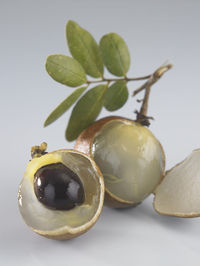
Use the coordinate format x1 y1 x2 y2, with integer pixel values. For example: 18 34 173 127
75 116 165 208
18 149 105 240
153 149 200 218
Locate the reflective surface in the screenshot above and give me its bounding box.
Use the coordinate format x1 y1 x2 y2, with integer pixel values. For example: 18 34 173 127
93 120 164 203
18 151 102 231
34 163 85 210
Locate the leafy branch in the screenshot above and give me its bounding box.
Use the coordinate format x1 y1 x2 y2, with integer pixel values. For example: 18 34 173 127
44 20 172 141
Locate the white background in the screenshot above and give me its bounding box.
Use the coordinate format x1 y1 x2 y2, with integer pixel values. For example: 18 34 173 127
1 0 200 265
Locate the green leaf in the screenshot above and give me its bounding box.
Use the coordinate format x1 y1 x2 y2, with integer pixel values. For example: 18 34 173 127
66 20 104 78
44 86 87 127
66 84 107 141
46 54 87 87
100 33 130 77
104 81 128 111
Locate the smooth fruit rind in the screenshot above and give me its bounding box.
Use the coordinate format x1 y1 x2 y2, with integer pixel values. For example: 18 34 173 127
75 116 165 208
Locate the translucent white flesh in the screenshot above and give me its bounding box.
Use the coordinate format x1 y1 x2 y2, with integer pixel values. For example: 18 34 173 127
154 150 200 217
92 120 164 203
18 151 102 232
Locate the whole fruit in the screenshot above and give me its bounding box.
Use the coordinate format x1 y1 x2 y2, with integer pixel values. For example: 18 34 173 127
75 116 165 208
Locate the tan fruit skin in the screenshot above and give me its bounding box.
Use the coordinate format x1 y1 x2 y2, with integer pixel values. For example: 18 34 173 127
75 116 166 208
21 149 105 240
153 149 200 218
36 227 90 240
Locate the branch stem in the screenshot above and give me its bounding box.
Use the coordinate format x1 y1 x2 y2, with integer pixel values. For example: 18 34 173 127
139 86 151 117
135 63 173 126
86 74 151 85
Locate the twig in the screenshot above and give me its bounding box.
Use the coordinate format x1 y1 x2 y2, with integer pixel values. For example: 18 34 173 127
86 75 151 85
132 64 173 96
134 63 173 126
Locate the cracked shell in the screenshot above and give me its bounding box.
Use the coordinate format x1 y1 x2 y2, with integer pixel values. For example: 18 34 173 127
18 148 104 240
154 149 200 217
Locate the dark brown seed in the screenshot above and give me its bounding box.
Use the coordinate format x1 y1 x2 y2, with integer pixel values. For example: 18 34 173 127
34 163 85 210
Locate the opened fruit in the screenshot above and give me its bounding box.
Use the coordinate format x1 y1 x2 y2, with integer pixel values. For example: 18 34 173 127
18 143 104 240
75 116 165 208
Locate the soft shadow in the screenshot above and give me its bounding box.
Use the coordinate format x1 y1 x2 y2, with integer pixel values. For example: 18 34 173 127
108 197 198 233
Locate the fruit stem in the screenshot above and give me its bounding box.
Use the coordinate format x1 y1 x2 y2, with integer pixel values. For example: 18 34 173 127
31 142 47 159
134 63 173 126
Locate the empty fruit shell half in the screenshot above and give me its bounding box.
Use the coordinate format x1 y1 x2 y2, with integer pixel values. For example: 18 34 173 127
18 148 104 240
154 149 200 217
